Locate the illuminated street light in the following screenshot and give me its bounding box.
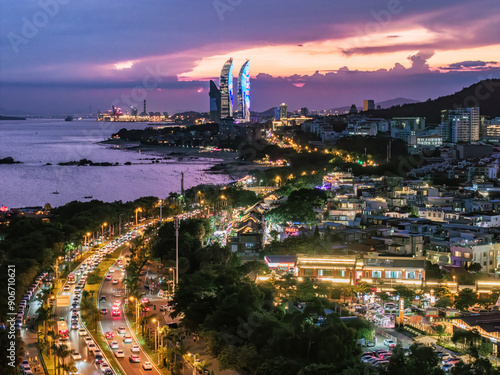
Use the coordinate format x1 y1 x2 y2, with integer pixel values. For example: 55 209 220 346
135 207 142 226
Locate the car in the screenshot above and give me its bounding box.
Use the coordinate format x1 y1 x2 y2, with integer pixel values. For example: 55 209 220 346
439 353 453 362
101 309 108 314
78 328 87 336
105 331 114 339
112 309 121 316
71 322 79 330
142 362 153 370
84 337 93 344
105 275 112 281
63 285 71 291
141 297 149 304
131 345 140 353
142 306 150 312
383 339 396 348
109 268 115 273
100 362 111 373
100 295 107 301
113 300 121 307
71 351 82 360
109 341 119 349
117 327 126 334
129 355 140 363
112 279 119 284
123 335 132 343
87 343 97 352
20 360 30 369
94 354 104 364
114 350 125 358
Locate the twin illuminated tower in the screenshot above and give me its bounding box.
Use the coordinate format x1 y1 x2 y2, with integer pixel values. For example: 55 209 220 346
209 58 250 123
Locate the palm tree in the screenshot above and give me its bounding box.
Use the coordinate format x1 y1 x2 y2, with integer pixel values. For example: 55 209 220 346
47 330 59 357
195 359 211 375
54 344 71 375
82 304 102 333
36 304 57 340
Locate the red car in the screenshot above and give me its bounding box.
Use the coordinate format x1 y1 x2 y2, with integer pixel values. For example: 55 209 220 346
141 297 149 304
105 275 112 280
143 306 150 312
112 309 121 316
105 331 114 339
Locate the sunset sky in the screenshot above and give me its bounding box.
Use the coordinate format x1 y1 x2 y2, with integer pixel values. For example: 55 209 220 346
1 0 500 114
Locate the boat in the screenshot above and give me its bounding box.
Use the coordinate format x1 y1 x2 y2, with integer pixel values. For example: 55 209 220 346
65 116 73 122
52 190 59 194
83 196 93 199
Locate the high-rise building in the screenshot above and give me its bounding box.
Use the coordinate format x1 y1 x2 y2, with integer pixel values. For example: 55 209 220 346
220 58 234 118
363 100 375 111
440 107 480 143
300 107 309 117
279 103 287 120
238 60 250 122
209 80 221 123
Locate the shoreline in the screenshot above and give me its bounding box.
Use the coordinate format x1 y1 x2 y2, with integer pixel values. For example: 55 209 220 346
100 139 264 180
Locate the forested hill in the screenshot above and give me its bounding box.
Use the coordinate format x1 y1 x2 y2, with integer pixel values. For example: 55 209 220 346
364 79 500 124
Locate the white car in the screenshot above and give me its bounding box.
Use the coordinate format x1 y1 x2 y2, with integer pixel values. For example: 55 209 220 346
100 362 111 373
109 341 119 349
142 362 153 370
78 328 87 336
71 352 82 360
71 322 79 330
130 344 140 353
114 350 125 358
383 339 396 348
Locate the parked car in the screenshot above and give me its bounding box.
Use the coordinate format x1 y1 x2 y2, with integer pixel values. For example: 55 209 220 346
383 339 396 348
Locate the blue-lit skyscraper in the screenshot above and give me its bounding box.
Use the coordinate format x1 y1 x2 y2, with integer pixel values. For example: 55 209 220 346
220 58 233 118
238 60 250 122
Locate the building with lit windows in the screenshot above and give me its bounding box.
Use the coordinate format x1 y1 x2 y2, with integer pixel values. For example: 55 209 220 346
220 58 234 118
295 253 426 288
238 60 250 122
438 107 480 143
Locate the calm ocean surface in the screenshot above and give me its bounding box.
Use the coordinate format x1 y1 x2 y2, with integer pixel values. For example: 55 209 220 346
0 119 232 208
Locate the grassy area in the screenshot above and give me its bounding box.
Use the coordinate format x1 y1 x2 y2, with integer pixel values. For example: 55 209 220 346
83 247 123 298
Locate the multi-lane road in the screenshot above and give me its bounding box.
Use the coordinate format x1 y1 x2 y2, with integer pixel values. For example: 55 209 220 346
97 249 162 375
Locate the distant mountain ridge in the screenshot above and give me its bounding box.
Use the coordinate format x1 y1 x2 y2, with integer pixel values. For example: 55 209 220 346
364 79 500 124
330 97 420 114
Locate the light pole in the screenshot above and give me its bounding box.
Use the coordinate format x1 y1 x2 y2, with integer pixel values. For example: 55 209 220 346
135 207 142 226
129 296 139 334
174 216 180 286
84 232 91 253
169 268 175 294
101 222 107 239
159 199 163 224
151 318 160 365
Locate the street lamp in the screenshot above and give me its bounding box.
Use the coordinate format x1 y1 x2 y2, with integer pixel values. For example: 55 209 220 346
135 207 142 226
129 296 139 334
159 199 163 223
84 232 91 252
101 222 107 239
169 268 175 294
151 318 160 365
174 216 180 286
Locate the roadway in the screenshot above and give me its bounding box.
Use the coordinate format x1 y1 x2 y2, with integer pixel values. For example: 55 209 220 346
98 248 163 375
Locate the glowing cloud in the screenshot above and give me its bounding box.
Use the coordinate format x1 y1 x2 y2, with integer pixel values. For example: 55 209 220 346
114 60 135 70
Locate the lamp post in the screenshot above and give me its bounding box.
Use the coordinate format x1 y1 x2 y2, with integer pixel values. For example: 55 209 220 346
135 207 142 226
169 268 175 294
174 216 180 286
84 232 91 253
101 222 107 239
151 318 160 365
129 296 139 334
159 199 163 224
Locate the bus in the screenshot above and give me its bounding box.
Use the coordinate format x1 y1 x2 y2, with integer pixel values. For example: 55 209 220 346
67 274 76 284
57 320 69 340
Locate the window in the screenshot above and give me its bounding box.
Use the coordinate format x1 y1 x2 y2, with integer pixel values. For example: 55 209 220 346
365 271 369 278
418 273 422 279
405 271 415 279
303 269 313 276
454 251 461 257
385 271 402 279
372 271 382 278
337 270 346 278
464 253 471 259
